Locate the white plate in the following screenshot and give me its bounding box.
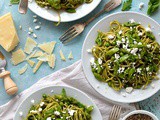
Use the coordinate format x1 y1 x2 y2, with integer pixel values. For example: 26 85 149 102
28 0 101 22
82 12 160 103
14 85 102 120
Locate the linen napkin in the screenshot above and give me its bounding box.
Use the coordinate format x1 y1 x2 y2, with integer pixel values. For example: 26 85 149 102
0 60 135 120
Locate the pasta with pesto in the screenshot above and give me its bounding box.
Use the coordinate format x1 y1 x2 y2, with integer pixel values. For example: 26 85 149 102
35 0 93 13
90 20 160 91
25 89 93 120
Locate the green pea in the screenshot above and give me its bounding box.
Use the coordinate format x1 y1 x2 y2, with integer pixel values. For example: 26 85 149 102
112 41 116 45
105 42 110 47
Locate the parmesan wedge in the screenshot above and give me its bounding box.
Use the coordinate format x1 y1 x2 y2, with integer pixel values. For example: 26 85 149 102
38 41 56 54
37 53 49 62
48 54 56 69
68 51 73 60
24 37 37 54
26 50 43 59
18 64 28 75
11 49 26 65
33 61 43 73
0 13 19 52
59 50 66 61
27 59 35 67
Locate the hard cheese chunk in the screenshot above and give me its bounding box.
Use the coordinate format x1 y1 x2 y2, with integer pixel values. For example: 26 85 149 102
38 41 56 54
24 37 37 54
0 13 19 52
11 49 26 65
48 54 56 69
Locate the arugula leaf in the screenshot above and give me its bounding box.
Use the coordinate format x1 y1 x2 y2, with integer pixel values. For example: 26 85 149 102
10 0 19 4
121 0 132 11
147 0 160 15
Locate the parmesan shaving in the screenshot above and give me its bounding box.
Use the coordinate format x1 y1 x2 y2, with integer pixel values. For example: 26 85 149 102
38 41 56 54
27 59 35 67
11 49 26 65
68 51 73 60
24 37 37 54
18 64 28 75
33 61 43 73
48 54 56 69
59 50 66 61
26 50 43 59
37 53 49 62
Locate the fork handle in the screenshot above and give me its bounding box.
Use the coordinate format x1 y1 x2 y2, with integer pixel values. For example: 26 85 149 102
84 1 114 26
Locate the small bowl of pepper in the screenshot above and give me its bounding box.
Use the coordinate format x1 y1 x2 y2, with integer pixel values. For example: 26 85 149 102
122 110 158 120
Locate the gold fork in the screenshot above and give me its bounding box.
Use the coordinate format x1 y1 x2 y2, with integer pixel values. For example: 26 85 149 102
59 0 122 44
109 105 122 120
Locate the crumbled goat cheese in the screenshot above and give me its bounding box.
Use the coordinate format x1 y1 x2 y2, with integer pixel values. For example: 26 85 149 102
145 27 152 32
138 32 143 36
118 67 125 73
40 102 45 106
130 48 138 55
19 112 23 117
38 108 42 112
115 54 120 60
125 87 133 93
68 109 75 116
129 19 135 23
87 49 92 53
46 117 52 120
54 111 60 116
119 30 122 35
147 44 151 48
139 2 144 9
90 57 95 65
122 38 125 43
137 68 142 73
146 67 149 71
98 58 102 64
108 35 114 39
134 41 137 44
30 110 38 114
138 42 142 45
116 41 121 46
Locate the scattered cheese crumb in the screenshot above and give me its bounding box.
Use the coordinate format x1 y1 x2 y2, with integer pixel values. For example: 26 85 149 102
108 35 114 39
68 109 75 116
29 27 33 33
121 92 126 97
139 2 144 10
46 117 52 120
130 48 138 55
119 30 122 35
40 102 45 106
54 111 60 116
33 15 37 18
151 83 155 88
35 25 41 30
28 32 31 35
51 90 54 93
18 64 28 75
19 25 22 30
19 112 23 117
38 108 42 112
87 49 92 53
31 99 35 104
129 19 135 23
59 50 66 61
98 58 102 64
125 87 133 93
33 33 37 38
145 27 152 32
33 19 37 23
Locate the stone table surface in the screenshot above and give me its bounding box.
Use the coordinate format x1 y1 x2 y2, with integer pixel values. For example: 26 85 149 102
0 0 160 118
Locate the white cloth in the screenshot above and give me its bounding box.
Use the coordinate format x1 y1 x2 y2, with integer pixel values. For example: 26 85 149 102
0 60 135 120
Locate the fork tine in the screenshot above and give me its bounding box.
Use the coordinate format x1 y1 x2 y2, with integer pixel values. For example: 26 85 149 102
62 32 79 44
59 26 75 40
109 105 122 120
60 30 77 42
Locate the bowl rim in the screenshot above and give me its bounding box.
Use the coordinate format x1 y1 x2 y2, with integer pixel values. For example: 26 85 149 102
122 110 158 120
14 85 102 120
28 0 101 22
82 11 160 103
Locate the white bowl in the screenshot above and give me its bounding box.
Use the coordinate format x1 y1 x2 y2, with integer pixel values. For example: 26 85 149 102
28 0 101 22
14 85 102 120
82 11 160 103
122 110 158 120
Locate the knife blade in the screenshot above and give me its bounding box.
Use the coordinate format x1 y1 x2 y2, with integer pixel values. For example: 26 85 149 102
0 51 18 95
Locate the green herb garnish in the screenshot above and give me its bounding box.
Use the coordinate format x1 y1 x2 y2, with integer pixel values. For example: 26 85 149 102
121 0 132 11
147 0 160 15
10 0 19 4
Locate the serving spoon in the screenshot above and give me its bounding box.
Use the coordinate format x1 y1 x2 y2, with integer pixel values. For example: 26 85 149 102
18 0 28 14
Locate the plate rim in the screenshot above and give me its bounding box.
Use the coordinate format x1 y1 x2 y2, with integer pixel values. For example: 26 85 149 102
28 0 102 22
82 11 160 103
14 85 102 120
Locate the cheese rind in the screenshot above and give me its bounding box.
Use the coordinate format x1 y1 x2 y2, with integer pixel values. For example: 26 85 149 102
18 64 28 75
24 37 37 54
38 41 56 54
11 49 26 65
0 13 19 52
